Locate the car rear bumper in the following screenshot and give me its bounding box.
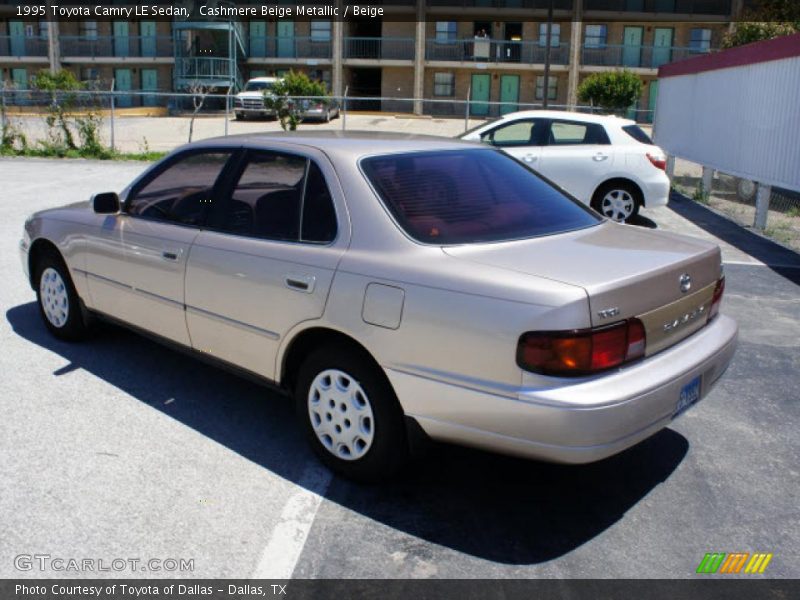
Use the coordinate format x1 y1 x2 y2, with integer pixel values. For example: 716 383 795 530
387 314 738 463
642 175 670 208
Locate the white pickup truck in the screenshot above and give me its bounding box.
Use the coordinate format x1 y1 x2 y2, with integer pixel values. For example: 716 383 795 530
234 77 280 120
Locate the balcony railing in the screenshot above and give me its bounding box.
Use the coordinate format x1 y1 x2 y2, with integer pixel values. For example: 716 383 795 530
584 0 731 15
0 36 49 58
581 43 712 68
344 37 415 61
175 57 233 80
59 36 174 58
248 36 332 60
426 39 570 65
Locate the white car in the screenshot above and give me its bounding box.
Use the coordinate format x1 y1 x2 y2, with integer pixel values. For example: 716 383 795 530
234 76 281 120
459 110 670 222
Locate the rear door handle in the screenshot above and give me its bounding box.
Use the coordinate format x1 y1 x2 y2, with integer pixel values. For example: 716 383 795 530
285 274 316 293
162 250 180 261
523 154 537 163
593 153 609 162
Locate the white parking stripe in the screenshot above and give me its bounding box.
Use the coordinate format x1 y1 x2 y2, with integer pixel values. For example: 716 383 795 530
251 462 333 579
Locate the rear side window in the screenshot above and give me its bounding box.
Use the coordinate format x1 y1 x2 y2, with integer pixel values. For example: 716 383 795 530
622 124 654 145
127 152 232 225
548 120 610 145
361 149 600 245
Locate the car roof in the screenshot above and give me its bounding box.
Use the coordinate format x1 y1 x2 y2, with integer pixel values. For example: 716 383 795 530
189 130 480 159
495 110 636 126
245 77 281 83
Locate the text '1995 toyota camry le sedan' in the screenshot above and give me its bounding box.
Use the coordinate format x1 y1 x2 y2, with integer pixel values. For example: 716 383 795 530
20 132 738 481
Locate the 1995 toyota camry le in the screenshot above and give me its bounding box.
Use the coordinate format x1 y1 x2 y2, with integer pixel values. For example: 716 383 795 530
20 132 738 481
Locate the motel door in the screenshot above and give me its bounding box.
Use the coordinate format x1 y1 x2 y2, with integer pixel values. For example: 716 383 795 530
499 75 519 115
250 21 267 58
114 69 133 108
141 69 158 107
12 68 28 104
140 21 157 57
470 73 490 117
277 21 295 58
652 28 673 68
9 20 25 56
113 21 129 57
622 27 643 68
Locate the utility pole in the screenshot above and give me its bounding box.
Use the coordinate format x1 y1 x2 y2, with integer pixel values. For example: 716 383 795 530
542 0 554 108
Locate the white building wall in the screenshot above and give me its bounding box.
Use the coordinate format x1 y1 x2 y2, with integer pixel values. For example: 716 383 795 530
654 55 800 192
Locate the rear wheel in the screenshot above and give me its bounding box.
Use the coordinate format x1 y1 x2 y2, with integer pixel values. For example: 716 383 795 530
295 345 408 481
592 182 641 223
34 251 90 341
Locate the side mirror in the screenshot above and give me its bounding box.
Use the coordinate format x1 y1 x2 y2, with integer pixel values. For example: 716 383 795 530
92 192 120 214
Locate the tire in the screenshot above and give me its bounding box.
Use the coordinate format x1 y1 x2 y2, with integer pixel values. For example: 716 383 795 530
323 110 331 123
592 182 641 223
234 112 244 121
295 344 408 482
34 250 90 341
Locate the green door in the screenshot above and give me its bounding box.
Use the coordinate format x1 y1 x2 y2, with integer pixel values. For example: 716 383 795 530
141 69 158 107
647 80 659 124
470 73 491 117
113 21 129 57
277 21 294 58
622 26 643 68
652 28 673 68
140 21 157 57
250 21 267 58
499 75 519 115
114 68 132 107
11 68 28 104
9 20 25 56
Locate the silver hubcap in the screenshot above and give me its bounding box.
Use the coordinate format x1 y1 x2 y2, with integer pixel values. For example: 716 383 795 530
39 267 69 328
601 189 635 222
308 369 374 461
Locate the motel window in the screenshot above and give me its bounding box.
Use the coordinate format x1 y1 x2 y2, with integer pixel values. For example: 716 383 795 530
309 69 331 90
310 20 331 41
538 23 560 47
689 28 712 53
81 21 98 40
535 76 558 101
38 20 49 39
81 68 100 82
435 22 457 42
584 24 607 48
433 72 455 97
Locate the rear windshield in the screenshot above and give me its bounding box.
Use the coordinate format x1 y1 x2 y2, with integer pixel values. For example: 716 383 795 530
361 149 600 244
622 124 653 145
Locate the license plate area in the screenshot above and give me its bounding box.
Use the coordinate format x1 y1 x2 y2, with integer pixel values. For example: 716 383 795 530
674 375 702 419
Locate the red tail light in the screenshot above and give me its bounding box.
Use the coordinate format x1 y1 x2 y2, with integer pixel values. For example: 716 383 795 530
646 153 667 171
707 276 725 322
517 319 647 376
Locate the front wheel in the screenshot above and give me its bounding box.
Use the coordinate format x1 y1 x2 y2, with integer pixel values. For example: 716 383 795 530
35 252 90 341
295 345 408 481
592 183 641 223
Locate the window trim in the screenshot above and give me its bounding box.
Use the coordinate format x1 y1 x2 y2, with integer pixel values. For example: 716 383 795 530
124 147 239 229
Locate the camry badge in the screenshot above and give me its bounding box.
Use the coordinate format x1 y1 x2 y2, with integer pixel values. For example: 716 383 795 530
597 307 620 319
679 273 692 293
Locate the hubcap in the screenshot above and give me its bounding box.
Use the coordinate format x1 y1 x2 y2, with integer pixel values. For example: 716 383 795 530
600 189 635 222
308 369 374 461
39 267 69 328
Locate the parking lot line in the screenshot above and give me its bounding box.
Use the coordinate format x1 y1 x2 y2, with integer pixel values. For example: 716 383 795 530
250 462 333 579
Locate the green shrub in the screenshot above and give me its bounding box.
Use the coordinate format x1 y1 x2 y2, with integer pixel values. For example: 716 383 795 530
577 70 643 114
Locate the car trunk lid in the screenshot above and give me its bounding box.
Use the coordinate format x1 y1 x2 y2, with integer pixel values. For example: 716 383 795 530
443 222 722 356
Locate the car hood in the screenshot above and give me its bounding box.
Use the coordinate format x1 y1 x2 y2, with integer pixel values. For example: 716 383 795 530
236 91 271 99
443 222 722 348
32 200 91 220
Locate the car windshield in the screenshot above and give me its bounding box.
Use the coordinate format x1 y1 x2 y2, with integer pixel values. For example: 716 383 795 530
244 81 274 92
361 149 600 244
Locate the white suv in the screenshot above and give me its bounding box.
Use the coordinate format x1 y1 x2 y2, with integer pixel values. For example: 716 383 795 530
459 110 670 222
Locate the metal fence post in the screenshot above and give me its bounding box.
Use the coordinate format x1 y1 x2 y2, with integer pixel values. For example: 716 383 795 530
109 79 116 153
1 84 6 135
464 85 471 132
342 86 348 131
224 85 232 137
701 166 713 196
754 183 771 230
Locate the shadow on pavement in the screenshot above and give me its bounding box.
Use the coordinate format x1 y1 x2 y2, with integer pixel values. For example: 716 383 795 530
627 213 658 229
668 192 800 285
7 301 688 565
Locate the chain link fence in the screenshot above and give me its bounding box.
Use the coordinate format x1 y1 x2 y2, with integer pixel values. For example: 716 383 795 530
670 158 800 253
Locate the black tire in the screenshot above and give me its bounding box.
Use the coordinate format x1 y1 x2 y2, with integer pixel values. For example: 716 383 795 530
295 344 408 482
234 113 244 121
34 250 90 341
591 181 641 223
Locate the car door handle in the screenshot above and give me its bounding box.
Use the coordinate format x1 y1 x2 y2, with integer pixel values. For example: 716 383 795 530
285 274 316 293
593 153 609 161
162 250 180 261
523 154 537 163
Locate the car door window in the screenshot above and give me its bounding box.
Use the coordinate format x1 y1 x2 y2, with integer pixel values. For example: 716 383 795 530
482 119 543 147
548 121 610 146
126 152 232 225
301 161 338 243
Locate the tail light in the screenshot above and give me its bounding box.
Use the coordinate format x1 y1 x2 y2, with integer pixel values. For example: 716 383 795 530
707 277 725 322
646 153 667 171
517 319 647 377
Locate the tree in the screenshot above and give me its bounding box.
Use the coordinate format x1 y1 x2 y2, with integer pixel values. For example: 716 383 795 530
577 70 643 114
723 0 800 48
264 70 329 131
187 81 210 143
30 69 83 150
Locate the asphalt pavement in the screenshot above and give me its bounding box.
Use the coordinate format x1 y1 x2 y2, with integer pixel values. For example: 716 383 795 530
1 158 798 579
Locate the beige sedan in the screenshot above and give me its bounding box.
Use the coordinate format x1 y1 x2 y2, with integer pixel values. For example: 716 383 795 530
20 132 738 481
